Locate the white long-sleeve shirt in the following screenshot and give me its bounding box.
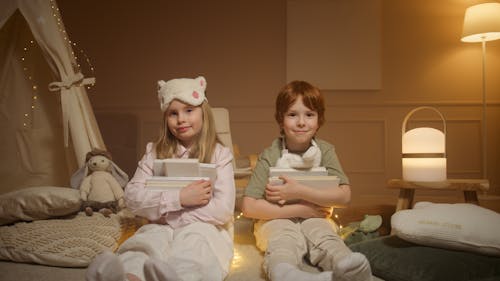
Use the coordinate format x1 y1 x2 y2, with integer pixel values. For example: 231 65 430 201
125 142 235 229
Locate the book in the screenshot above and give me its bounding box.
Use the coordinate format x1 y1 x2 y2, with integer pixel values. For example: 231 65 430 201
268 175 339 205
148 159 217 191
199 163 217 183
153 159 216 179
268 175 340 189
269 166 328 177
165 158 199 177
153 159 167 176
146 176 210 191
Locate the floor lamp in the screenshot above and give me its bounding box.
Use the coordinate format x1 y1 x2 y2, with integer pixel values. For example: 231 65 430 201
461 3 500 179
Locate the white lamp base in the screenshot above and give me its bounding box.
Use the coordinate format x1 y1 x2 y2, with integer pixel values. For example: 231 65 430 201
402 158 447 182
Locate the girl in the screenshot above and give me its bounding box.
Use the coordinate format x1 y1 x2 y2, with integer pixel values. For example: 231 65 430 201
241 81 372 281
87 76 235 281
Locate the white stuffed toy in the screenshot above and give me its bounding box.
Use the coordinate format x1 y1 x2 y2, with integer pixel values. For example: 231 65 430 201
276 139 321 169
71 149 129 217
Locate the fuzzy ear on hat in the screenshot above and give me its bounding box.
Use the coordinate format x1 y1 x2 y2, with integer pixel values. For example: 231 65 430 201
157 76 207 111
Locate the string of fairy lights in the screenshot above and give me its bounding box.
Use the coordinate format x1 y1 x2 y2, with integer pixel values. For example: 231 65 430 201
19 0 95 128
20 40 37 128
233 210 343 227
49 0 95 78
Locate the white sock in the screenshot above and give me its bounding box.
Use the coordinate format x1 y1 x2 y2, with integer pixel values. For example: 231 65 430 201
143 258 180 281
270 263 332 281
86 250 125 281
333 253 372 281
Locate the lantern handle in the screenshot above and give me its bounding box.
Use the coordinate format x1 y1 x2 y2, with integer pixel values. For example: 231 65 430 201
402 106 447 137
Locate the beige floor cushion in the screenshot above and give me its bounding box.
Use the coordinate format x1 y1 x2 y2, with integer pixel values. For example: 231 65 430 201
391 201 500 256
0 212 122 267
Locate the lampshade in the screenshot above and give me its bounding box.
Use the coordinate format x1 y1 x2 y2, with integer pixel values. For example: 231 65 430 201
402 107 447 182
461 3 500 43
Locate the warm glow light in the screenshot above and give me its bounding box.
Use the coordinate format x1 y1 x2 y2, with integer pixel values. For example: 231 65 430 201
461 3 500 42
402 107 447 182
231 247 243 269
402 158 447 182
403 128 445 154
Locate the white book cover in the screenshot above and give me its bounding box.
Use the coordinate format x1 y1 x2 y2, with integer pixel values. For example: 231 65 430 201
146 176 210 191
199 163 217 183
165 158 199 177
153 159 167 176
269 166 328 177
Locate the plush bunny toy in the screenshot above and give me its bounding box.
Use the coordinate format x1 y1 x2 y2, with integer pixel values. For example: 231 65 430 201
70 149 129 217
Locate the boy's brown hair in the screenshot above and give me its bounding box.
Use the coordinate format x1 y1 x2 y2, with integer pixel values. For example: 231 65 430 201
274 80 325 130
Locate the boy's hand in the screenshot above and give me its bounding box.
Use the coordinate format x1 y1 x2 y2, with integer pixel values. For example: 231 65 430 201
265 175 302 204
180 180 212 207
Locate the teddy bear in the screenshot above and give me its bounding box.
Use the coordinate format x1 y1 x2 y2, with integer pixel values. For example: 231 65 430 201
70 149 129 217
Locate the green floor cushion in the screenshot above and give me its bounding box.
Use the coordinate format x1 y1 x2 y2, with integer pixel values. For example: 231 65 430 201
349 235 500 281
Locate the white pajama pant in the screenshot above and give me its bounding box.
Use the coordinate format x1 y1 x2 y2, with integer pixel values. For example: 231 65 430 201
117 222 233 281
254 218 352 277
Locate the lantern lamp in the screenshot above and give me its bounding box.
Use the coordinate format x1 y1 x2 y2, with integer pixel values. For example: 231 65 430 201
402 107 447 182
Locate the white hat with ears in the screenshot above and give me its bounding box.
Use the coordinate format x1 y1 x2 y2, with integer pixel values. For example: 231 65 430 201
157 76 207 112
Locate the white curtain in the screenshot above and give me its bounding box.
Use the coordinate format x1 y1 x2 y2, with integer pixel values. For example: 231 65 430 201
0 0 105 192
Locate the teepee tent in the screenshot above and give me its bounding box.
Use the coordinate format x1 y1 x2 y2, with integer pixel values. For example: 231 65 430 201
0 0 105 193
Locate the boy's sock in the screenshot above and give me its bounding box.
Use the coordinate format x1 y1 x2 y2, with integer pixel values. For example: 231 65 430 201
333 252 372 281
86 250 125 281
143 257 180 281
270 262 332 281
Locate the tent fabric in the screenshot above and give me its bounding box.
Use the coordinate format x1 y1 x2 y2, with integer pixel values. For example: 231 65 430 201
0 0 105 193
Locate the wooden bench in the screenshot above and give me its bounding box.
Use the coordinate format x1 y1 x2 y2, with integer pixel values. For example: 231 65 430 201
387 179 490 212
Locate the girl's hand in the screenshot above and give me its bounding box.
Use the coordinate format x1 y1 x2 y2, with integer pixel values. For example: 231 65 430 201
296 202 333 218
265 175 302 204
180 180 212 207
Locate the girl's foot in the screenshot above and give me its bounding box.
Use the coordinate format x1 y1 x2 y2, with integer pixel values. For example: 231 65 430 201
86 251 125 281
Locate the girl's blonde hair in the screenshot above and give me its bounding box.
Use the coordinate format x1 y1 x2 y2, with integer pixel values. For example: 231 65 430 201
274 80 325 131
155 101 221 163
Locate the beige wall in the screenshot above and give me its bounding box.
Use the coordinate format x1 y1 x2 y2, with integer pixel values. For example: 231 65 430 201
58 0 500 210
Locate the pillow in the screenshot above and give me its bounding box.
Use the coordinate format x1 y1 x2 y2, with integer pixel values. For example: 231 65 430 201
0 186 82 225
349 235 500 281
391 201 500 256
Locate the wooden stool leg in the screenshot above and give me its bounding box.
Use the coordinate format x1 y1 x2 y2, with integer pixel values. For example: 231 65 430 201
391 189 415 235
464 191 479 205
395 188 415 212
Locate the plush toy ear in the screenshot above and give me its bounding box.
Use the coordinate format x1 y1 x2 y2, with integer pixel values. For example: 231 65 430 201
196 76 206 90
110 161 130 189
157 80 166 91
70 165 89 189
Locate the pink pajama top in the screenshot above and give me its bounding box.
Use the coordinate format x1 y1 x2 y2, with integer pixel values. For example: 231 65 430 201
125 142 235 229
